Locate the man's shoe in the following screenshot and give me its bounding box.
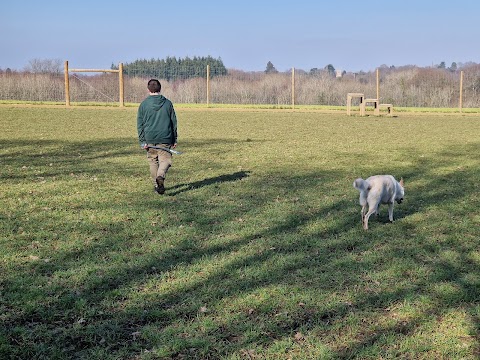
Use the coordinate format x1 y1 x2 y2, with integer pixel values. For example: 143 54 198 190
155 176 165 194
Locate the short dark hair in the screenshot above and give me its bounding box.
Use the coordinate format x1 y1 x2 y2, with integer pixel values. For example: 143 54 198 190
147 79 161 93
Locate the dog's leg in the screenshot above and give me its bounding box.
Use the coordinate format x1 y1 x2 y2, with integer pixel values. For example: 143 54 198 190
361 205 366 226
388 203 394 222
363 198 381 230
363 207 377 230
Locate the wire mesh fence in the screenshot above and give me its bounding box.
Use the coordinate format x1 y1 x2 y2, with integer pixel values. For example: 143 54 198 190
0 72 65 102
1 64 480 108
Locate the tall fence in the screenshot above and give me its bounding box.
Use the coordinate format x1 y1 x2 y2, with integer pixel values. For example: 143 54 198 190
1 64 480 109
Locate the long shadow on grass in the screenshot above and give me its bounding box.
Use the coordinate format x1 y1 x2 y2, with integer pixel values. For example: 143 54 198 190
0 167 356 358
1 142 479 358
167 171 251 196
0 138 138 181
0 138 251 181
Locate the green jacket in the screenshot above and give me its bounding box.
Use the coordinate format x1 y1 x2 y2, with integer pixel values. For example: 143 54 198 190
137 95 178 145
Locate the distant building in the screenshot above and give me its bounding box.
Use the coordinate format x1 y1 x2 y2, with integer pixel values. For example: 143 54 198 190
335 69 343 78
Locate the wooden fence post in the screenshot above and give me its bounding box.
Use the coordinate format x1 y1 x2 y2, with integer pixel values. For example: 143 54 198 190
206 65 210 107
64 61 70 107
119 63 124 107
292 67 295 110
459 70 464 113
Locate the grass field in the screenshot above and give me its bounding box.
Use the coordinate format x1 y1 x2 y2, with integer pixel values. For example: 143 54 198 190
1 106 479 359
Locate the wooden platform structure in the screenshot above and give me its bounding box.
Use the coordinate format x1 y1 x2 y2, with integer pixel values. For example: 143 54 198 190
379 103 394 116
346 93 365 116
362 98 379 116
347 93 393 116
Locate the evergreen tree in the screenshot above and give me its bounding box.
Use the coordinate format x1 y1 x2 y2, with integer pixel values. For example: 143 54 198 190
265 61 278 74
119 56 227 80
325 64 336 77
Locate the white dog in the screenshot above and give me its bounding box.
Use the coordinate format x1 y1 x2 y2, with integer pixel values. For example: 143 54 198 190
353 175 404 230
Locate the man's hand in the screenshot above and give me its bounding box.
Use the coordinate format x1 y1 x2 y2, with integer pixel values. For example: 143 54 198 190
172 143 177 149
141 143 149 150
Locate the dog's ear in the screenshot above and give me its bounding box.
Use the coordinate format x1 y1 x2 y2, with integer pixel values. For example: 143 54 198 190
399 178 404 187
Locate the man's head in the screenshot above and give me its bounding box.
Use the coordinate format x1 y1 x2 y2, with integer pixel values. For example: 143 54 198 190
147 79 161 94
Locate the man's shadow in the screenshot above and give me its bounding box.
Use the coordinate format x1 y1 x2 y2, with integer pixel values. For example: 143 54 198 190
168 171 251 196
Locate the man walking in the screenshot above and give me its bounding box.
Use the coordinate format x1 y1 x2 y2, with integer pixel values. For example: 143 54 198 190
137 79 178 194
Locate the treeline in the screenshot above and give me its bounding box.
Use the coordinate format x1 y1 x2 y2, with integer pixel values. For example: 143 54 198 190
111 56 228 81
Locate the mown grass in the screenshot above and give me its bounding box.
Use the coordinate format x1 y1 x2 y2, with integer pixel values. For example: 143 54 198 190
1 106 479 359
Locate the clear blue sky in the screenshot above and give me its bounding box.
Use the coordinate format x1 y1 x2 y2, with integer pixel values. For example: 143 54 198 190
2 0 479 72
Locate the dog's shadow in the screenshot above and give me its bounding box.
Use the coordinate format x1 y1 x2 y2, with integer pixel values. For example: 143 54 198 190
168 171 251 196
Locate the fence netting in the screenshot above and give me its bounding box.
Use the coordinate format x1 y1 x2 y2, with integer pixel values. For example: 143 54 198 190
1 65 479 108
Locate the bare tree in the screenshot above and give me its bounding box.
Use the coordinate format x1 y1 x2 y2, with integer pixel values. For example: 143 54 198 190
24 58 63 74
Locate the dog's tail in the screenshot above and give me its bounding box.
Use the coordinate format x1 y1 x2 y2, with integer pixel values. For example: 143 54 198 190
353 178 368 192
